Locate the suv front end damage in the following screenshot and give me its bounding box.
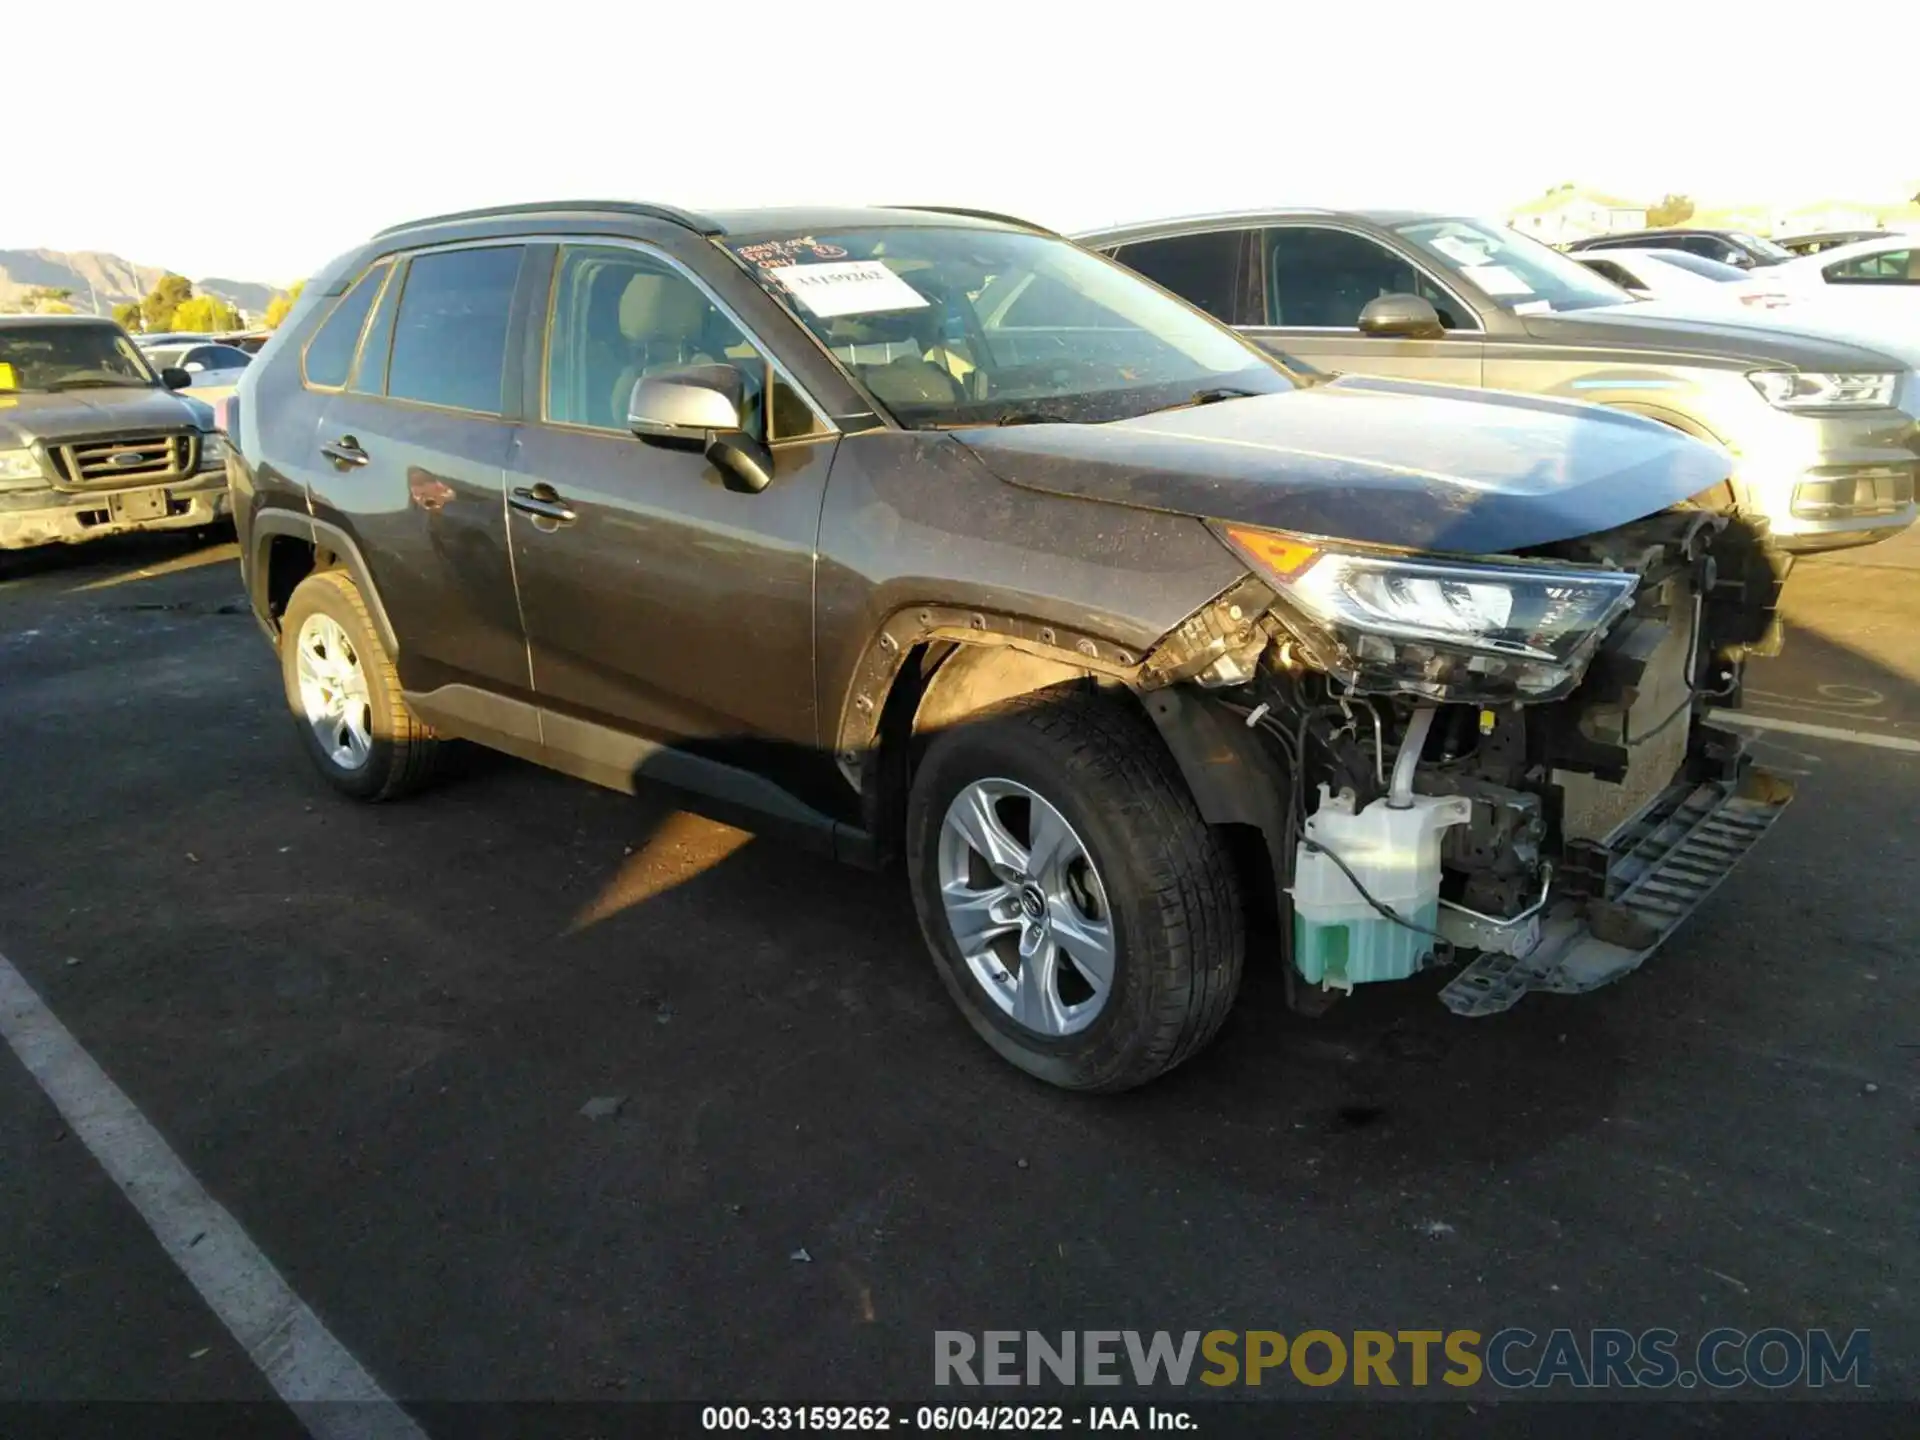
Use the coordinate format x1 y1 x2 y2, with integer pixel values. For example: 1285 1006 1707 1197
1140 505 1794 1013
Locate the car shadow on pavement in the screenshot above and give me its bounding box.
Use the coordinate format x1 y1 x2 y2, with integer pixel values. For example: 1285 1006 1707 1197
577 720 1631 1197
0 525 237 592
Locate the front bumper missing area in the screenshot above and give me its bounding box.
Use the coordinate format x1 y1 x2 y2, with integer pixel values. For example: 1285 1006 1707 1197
1438 763 1794 1016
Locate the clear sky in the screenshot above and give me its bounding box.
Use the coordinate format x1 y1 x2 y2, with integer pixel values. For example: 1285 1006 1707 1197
8 0 1915 288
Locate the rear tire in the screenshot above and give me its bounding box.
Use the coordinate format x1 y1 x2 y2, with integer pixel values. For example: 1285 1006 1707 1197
906 683 1244 1092
280 569 440 801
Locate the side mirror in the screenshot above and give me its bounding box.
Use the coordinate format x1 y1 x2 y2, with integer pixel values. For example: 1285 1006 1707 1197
1357 294 1446 340
160 366 192 390
628 363 772 494
184 360 206 373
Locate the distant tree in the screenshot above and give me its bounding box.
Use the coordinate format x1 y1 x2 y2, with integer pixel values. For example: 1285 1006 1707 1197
111 300 144 332
171 293 242 333
19 285 75 314
141 273 195 332
1648 194 1695 227
263 278 305 330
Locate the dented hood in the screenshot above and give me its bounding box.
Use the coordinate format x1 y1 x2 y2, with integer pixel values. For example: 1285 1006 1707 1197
955 376 1732 555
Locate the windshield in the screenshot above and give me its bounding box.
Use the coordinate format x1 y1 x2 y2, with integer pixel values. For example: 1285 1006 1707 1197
1392 218 1632 314
0 324 158 392
723 227 1290 428
146 347 186 369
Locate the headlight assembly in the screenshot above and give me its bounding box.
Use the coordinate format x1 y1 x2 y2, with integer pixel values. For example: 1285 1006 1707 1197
1747 371 1897 411
1217 524 1639 702
198 431 228 466
0 446 48 490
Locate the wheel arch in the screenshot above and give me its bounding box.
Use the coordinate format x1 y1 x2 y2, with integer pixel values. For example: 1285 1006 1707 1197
842 601 1294 908
250 510 400 656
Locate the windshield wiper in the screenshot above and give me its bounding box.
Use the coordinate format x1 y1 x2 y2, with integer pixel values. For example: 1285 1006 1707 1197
45 377 147 391
994 408 1080 426
1134 385 1265 419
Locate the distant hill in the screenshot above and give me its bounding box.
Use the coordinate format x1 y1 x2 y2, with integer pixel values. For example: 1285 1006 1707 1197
0 248 282 323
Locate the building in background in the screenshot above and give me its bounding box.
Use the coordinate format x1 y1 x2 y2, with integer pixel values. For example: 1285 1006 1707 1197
1508 186 1648 245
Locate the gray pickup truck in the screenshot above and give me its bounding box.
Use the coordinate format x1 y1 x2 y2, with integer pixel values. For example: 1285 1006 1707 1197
0 314 230 552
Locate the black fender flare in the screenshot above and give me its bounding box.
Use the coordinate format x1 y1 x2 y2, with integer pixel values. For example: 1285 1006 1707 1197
250 509 401 657
1139 685 1292 900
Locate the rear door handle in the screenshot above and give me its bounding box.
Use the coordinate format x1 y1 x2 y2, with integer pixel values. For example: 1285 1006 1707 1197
509 485 577 525
321 435 368 468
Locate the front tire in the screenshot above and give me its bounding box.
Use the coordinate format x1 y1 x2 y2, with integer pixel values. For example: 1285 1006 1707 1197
906 684 1244 1092
280 569 440 801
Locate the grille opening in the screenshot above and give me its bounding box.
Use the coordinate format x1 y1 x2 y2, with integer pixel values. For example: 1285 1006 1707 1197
54 433 196 488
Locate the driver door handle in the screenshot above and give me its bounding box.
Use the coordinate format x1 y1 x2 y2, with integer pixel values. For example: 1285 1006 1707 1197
509 484 577 526
321 435 368 468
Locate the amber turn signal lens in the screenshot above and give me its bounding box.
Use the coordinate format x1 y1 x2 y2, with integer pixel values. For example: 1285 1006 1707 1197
1222 526 1319 579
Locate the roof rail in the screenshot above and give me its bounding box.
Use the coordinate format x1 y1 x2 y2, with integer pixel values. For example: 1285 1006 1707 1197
890 205 1054 234
372 199 723 239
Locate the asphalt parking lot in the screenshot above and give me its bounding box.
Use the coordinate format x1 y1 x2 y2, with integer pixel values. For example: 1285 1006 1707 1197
1 526 1915 1431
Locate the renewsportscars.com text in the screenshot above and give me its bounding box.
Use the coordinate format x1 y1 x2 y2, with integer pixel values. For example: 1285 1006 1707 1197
935 1328 1871 1391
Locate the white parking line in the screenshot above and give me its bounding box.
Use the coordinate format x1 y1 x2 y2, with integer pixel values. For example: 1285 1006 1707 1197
1710 710 1920 755
0 951 426 1440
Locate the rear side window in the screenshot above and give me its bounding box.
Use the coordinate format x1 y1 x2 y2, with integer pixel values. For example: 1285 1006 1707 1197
1112 231 1257 324
387 247 524 414
302 262 389 388
1824 248 1917 284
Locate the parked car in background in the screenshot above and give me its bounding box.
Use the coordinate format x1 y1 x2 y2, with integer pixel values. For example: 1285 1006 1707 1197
1080 210 1919 552
1777 229 1894 257
1571 248 1791 309
136 331 216 349
0 315 230 551
1568 228 1794 270
145 341 253 389
1764 235 1920 325
229 199 1793 1090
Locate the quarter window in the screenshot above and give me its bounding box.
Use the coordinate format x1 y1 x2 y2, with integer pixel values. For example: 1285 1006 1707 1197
1265 228 1470 329
1111 231 1257 324
302 262 389 389
386 246 524 415
349 266 400 395
543 245 823 441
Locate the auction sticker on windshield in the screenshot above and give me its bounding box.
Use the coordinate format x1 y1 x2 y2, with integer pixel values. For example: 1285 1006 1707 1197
1462 263 1534 297
767 261 930 318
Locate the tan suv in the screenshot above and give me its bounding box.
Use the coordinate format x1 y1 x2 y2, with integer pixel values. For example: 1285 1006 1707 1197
1082 210 1919 553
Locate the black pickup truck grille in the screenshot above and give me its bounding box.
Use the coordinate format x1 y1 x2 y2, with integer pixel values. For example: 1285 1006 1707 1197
51 433 197 489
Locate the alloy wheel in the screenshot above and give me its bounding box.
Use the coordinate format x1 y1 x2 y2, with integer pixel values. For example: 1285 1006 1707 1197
294 612 374 772
936 778 1116 1036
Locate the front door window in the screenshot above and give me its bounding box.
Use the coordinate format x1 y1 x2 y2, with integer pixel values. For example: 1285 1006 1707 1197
1265 228 1471 329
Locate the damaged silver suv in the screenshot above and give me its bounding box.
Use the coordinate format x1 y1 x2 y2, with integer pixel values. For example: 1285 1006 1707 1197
230 201 1793 1091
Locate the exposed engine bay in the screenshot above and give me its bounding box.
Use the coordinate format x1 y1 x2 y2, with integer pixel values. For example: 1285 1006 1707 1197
1141 507 1796 1014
